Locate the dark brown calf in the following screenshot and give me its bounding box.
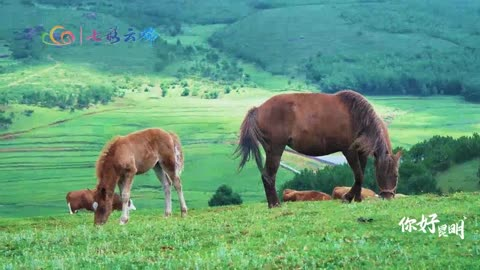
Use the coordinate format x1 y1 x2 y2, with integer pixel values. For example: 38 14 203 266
282 189 332 202
66 189 135 214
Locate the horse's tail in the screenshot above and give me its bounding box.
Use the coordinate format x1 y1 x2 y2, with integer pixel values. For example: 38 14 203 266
234 107 264 172
169 132 184 177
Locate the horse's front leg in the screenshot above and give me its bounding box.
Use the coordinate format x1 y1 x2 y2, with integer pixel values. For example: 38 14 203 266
342 150 365 203
119 170 136 225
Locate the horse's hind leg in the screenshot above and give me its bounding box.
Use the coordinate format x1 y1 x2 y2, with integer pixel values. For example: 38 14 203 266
262 147 284 208
159 156 188 217
342 150 365 203
166 170 188 217
153 164 172 217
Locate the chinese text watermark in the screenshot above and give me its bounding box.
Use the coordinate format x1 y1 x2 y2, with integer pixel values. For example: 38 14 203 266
399 214 465 239
41 25 159 46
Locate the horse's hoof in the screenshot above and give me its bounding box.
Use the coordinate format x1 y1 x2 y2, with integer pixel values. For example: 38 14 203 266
164 212 172 217
181 210 187 217
342 194 354 203
119 217 129 225
268 202 281 208
354 197 363 202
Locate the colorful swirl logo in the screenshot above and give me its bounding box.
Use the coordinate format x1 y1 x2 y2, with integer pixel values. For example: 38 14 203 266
41 25 75 46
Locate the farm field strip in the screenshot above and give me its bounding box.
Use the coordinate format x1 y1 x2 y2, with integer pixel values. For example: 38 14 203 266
1 94 479 217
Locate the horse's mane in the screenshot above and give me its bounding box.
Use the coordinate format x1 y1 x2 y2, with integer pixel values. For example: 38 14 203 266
336 90 392 158
96 136 121 183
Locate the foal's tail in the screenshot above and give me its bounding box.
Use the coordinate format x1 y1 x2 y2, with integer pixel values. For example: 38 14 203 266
169 132 184 176
234 107 264 172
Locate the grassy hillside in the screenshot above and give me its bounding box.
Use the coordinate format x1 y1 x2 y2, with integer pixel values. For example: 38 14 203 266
437 159 480 193
1 84 479 217
369 96 480 148
210 0 480 101
1 192 479 269
0 0 479 220
211 0 480 74
0 86 295 217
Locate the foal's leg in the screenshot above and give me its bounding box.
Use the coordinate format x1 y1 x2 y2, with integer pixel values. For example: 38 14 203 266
119 170 136 225
342 150 364 203
262 148 284 208
165 170 188 217
153 164 172 217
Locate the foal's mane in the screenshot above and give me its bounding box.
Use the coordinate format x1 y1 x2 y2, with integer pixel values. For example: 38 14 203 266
336 90 392 158
96 136 121 183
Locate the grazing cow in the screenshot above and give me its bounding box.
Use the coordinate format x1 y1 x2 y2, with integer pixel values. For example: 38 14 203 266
282 188 332 202
66 189 135 214
332 186 377 200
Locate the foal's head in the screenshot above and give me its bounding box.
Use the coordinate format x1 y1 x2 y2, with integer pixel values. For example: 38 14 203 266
374 151 401 199
93 185 114 225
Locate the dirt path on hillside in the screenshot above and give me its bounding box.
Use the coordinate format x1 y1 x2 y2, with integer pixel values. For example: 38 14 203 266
0 147 77 153
0 107 125 140
6 55 61 88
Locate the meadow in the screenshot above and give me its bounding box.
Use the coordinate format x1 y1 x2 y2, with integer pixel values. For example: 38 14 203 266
0 0 479 267
1 192 479 269
1 81 479 217
0 0 479 219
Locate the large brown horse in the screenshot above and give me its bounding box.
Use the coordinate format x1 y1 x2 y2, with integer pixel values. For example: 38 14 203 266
235 90 401 208
93 128 187 225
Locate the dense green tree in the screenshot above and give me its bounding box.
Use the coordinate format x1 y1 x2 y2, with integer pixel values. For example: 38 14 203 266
208 185 242 207
477 163 480 184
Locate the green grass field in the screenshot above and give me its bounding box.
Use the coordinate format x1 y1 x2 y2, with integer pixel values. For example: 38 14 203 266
0 1 479 267
1 192 479 269
0 88 295 217
211 0 480 74
1 84 479 217
437 159 480 193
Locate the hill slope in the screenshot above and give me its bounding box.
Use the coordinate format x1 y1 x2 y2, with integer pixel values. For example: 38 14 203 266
1 87 479 217
437 159 480 193
209 0 480 101
1 193 479 269
211 0 480 75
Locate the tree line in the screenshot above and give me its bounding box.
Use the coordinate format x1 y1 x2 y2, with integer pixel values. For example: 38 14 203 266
304 50 480 103
0 85 121 110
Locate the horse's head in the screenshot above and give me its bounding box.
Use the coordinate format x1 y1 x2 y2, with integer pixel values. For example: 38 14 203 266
93 186 114 225
374 151 401 199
